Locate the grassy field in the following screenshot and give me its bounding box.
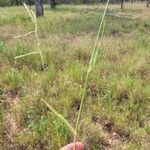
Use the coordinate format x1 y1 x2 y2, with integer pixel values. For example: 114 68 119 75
0 3 150 150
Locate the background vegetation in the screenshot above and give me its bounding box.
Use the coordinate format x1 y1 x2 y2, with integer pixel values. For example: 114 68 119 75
0 0 148 6
0 1 150 150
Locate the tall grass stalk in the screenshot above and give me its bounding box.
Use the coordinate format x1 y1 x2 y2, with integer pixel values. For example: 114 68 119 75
73 0 110 149
14 3 44 70
42 99 76 136
21 3 76 141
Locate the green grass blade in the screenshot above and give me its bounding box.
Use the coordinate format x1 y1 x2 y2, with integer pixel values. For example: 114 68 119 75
15 52 40 59
41 99 77 136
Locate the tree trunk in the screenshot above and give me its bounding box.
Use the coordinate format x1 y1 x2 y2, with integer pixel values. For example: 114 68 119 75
16 0 21 5
121 0 124 9
50 0 56 9
147 0 149 7
35 0 44 17
28 0 32 10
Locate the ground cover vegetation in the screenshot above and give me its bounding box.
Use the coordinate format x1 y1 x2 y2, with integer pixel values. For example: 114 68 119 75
0 1 150 150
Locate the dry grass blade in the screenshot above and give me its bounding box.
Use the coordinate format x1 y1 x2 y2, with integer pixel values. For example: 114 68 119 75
41 99 77 136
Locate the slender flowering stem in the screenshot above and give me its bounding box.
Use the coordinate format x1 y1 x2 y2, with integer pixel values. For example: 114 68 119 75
14 3 45 70
73 1 110 149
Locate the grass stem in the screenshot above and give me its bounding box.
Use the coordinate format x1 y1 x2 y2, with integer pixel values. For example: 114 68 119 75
73 1 110 149
14 3 45 70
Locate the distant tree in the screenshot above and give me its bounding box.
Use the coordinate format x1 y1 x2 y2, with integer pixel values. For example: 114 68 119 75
16 0 20 5
147 0 149 7
121 0 124 9
49 0 56 9
35 0 44 17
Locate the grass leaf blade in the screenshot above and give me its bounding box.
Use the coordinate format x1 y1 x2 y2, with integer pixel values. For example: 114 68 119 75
41 99 77 136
